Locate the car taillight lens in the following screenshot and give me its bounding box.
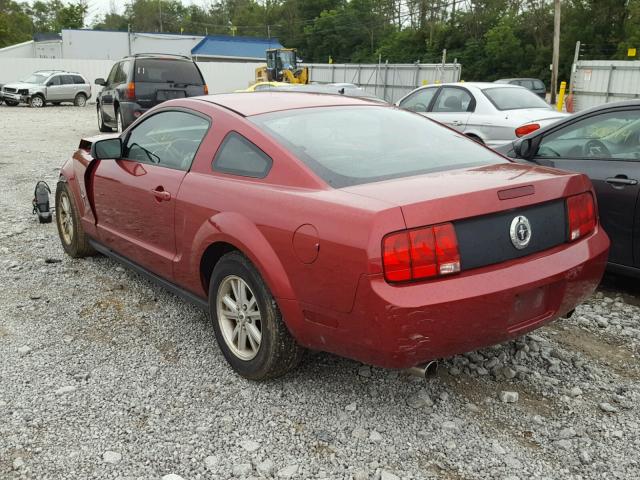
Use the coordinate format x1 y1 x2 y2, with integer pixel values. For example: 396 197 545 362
383 223 460 283
515 123 540 137
204 84 209 95
566 192 596 241
126 82 135 100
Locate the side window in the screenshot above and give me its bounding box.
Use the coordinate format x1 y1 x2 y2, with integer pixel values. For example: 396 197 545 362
537 110 640 160
73 75 86 84
399 88 437 113
519 80 534 90
213 132 273 178
61 75 74 85
432 87 473 113
106 63 118 85
533 80 545 90
114 61 130 84
47 75 61 86
123 110 210 171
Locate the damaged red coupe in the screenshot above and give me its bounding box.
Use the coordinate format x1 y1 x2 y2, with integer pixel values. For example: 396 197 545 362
56 92 609 380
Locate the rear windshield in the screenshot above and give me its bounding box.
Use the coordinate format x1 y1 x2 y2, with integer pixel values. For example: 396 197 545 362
134 59 204 84
251 106 506 187
482 87 550 110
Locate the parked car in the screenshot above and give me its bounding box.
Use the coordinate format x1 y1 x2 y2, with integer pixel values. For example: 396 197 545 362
55 92 608 380
495 78 547 98
235 81 292 92
95 53 208 133
396 82 567 147
1 70 91 108
495 100 640 276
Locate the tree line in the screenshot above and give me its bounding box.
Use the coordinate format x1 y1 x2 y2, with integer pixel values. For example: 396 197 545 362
1 0 639 88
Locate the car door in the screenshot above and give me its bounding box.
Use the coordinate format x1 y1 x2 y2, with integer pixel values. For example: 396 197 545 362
532 108 640 267
427 86 474 132
92 109 211 278
59 75 76 101
397 86 438 114
45 75 63 101
101 62 121 121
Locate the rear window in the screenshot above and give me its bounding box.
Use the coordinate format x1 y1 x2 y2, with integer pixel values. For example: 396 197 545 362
72 75 86 84
482 87 550 110
134 59 204 84
250 106 506 188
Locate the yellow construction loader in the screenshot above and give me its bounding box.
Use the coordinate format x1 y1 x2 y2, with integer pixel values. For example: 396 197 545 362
255 48 309 85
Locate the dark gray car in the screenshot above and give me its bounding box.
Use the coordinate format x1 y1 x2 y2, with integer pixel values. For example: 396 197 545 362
495 100 640 276
95 54 207 132
495 78 546 99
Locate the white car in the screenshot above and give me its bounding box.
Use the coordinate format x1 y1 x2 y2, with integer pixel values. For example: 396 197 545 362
395 82 568 148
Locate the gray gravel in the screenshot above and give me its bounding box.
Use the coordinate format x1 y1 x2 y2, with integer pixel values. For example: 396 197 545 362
1 104 640 479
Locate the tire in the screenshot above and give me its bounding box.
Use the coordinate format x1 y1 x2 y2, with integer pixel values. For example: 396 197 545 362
209 251 304 380
55 182 96 258
29 95 45 108
74 93 87 107
116 107 124 132
97 104 112 132
466 134 484 144
5 100 18 106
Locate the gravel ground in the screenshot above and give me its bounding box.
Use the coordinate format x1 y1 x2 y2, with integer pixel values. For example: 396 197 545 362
1 104 639 480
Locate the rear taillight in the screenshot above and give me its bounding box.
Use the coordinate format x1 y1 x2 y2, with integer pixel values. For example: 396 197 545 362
566 192 596 241
515 123 540 137
204 84 209 95
383 223 460 283
126 82 135 100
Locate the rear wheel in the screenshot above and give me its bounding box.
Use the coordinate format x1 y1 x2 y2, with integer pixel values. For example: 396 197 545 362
29 95 45 108
55 182 95 258
74 93 87 107
466 134 484 144
209 251 304 380
97 104 112 132
116 107 124 132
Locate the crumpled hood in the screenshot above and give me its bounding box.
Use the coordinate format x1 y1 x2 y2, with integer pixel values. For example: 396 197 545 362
2 82 38 91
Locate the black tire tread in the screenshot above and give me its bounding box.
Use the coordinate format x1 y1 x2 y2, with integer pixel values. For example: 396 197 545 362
209 251 304 380
55 182 96 258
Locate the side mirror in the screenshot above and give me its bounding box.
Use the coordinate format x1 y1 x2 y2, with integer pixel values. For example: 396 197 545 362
95 78 106 86
91 138 122 160
514 138 534 159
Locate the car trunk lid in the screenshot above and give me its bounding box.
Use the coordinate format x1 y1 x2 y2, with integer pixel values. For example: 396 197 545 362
343 163 593 272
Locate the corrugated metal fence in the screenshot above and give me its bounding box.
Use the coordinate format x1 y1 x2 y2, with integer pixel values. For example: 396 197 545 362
305 62 462 102
571 60 640 111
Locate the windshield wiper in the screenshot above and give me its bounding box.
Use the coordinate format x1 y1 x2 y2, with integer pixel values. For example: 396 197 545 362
130 143 160 164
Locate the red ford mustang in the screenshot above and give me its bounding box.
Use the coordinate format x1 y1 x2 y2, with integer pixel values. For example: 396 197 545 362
55 92 609 380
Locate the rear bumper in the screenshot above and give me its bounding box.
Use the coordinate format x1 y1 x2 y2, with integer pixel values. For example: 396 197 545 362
281 228 609 369
118 102 148 126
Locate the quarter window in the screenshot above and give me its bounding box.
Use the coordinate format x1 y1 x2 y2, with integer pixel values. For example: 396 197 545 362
213 132 272 178
432 87 473 112
536 110 640 160
399 88 437 112
73 75 86 84
123 110 210 171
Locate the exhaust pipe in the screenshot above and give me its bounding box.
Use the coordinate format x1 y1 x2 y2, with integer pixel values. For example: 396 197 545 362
405 360 439 380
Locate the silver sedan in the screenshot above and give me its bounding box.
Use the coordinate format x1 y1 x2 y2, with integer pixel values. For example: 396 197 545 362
395 82 568 148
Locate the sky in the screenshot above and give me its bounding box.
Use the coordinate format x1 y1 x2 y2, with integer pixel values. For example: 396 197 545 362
83 0 207 25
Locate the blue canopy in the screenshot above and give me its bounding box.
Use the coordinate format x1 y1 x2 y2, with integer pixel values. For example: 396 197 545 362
191 35 283 60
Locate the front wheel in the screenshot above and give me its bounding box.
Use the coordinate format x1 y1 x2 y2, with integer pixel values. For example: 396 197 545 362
29 95 45 108
55 182 95 258
209 251 304 380
116 108 124 132
97 104 112 132
4 100 18 106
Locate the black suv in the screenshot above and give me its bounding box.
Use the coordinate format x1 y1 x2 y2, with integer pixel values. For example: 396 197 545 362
95 54 207 132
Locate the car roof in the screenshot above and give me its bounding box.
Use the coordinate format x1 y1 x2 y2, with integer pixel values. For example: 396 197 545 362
420 82 523 90
199 91 383 116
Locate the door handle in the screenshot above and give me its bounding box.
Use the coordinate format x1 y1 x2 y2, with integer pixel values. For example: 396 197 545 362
606 176 638 186
151 188 171 201
451 120 463 126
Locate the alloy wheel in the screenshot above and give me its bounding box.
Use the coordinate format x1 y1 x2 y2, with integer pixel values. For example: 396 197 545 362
216 275 262 361
31 96 44 108
57 192 74 245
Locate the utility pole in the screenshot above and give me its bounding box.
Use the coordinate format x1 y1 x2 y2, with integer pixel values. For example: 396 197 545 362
550 0 561 105
159 0 163 33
